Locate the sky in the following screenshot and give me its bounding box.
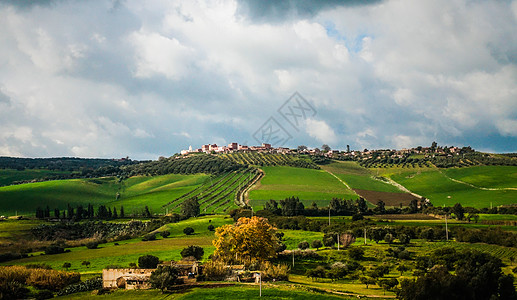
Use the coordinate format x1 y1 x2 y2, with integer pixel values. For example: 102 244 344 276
0 0 516 159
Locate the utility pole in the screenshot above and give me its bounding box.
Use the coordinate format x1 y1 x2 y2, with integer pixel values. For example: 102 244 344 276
364 228 367 245
292 251 295 267
445 213 449 241
337 233 340 250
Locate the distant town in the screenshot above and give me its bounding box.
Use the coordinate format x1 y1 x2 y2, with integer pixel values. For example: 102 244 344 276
180 142 469 159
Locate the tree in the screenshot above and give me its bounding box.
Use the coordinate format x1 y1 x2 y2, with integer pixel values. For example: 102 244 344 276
112 207 118 218
379 278 399 294
452 203 465 221
207 224 215 231
397 264 410 275
138 255 160 269
81 261 91 268
213 216 278 263
120 206 125 218
360 276 376 289
181 245 204 260
161 231 170 238
323 237 335 248
181 197 200 218
311 240 323 250
297 145 307 152
348 247 365 260
322 144 331 152
143 206 152 218
183 227 195 235
384 233 394 244
62 262 71 270
149 266 179 293
375 200 386 214
298 241 309 250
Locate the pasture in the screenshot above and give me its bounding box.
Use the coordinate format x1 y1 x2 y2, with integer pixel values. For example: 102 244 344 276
0 168 73 186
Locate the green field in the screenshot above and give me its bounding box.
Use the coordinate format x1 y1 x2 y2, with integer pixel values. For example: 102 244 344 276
444 166 517 189
0 169 74 186
322 162 402 193
0 174 209 216
58 284 350 299
249 166 358 205
390 168 517 208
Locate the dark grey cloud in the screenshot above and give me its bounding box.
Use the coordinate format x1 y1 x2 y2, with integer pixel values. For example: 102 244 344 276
236 0 382 22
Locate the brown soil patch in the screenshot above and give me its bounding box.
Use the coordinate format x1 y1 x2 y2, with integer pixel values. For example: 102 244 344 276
353 189 420 207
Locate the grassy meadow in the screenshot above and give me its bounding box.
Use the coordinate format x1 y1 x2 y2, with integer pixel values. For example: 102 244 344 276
248 166 358 206
0 174 209 216
0 169 74 186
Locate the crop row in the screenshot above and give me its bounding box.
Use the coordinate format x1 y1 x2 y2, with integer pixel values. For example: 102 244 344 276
222 152 294 166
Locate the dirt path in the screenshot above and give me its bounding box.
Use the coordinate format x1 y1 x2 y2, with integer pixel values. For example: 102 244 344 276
243 168 264 205
323 169 353 190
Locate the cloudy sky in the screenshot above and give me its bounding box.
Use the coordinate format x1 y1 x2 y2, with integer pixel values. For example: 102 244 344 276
1 0 516 159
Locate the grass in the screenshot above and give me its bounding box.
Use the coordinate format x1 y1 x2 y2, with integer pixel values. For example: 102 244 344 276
390 168 517 208
281 229 325 250
249 166 358 203
0 169 73 186
57 284 351 299
0 174 209 216
444 166 517 189
0 219 44 242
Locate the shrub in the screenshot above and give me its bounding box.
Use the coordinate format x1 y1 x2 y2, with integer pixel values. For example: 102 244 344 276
348 247 365 260
180 246 204 260
26 269 80 291
138 255 160 269
160 231 170 238
0 266 31 284
261 262 289 281
298 241 309 250
0 281 29 299
34 289 53 300
149 266 180 292
183 227 194 235
202 261 229 281
142 233 156 241
25 264 52 270
44 244 65 255
62 262 71 270
208 224 215 231
0 252 28 263
85 241 99 249
57 278 102 296
323 237 335 247
311 240 323 250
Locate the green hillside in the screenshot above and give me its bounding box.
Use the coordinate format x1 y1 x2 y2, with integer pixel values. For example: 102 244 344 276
444 166 517 189
390 168 517 208
248 166 358 208
0 174 209 216
0 169 74 186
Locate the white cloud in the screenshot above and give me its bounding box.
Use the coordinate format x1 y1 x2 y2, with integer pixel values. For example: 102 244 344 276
304 118 337 144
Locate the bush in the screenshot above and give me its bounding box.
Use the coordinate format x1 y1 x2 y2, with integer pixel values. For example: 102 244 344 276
348 247 365 260
25 264 52 270
26 269 80 291
85 241 99 249
138 255 160 269
323 237 335 247
57 278 102 296
311 240 323 250
160 231 170 238
298 241 309 250
44 244 65 255
0 252 28 263
202 261 229 281
180 246 204 260
142 233 156 241
208 224 215 231
149 266 180 292
0 281 29 299
183 227 194 235
262 262 289 281
34 289 54 300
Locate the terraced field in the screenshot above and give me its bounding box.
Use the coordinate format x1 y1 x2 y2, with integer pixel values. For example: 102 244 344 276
221 152 295 166
163 168 261 213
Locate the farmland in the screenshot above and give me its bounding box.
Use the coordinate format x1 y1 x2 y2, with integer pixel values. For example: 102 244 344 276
0 168 73 186
248 166 358 208
390 168 517 208
0 174 209 216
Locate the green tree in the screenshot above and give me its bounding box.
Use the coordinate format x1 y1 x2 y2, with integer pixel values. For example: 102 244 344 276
360 276 376 289
298 241 309 250
180 245 204 260
322 144 331 152
452 203 465 221
311 240 323 250
348 247 365 260
81 261 90 268
149 266 179 293
183 227 194 235
181 197 200 218
62 262 71 270
138 255 160 269
161 231 170 238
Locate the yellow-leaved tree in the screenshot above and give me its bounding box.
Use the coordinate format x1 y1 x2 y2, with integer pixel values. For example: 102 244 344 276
213 216 278 264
